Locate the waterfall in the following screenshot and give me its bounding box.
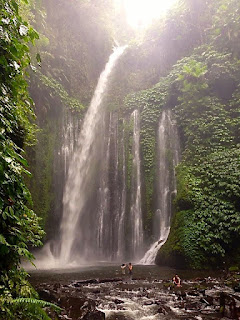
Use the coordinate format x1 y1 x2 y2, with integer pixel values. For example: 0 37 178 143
96 113 111 259
50 111 81 256
140 109 180 265
58 46 127 266
116 124 126 260
96 113 127 261
61 112 81 178
130 110 143 261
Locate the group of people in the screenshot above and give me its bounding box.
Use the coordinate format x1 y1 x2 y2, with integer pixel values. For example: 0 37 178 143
121 262 133 280
120 264 181 287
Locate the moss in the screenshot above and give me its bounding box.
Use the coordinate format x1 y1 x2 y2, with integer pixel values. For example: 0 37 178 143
26 123 57 230
229 266 239 272
123 80 169 236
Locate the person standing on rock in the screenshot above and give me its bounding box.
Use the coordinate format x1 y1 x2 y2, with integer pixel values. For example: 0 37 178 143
128 263 133 281
173 274 181 287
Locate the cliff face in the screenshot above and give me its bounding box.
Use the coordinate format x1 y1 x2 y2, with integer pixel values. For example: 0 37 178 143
28 0 240 268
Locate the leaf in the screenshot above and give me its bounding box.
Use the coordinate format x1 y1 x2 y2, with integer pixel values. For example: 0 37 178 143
36 53 41 64
0 234 8 245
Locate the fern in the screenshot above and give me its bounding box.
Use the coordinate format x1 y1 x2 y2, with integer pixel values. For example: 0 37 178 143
10 298 62 320
12 298 62 312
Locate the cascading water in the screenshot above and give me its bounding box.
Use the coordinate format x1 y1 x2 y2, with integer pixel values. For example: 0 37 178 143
140 109 180 265
96 113 127 261
116 124 126 260
58 46 127 266
61 112 81 178
130 110 144 260
96 113 111 259
30 47 127 269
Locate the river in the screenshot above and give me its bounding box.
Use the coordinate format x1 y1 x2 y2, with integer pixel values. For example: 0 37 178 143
29 264 240 320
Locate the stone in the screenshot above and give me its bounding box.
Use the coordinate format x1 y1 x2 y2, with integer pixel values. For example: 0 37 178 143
81 310 105 320
200 295 213 305
113 298 124 304
38 289 58 303
187 290 199 296
144 300 154 305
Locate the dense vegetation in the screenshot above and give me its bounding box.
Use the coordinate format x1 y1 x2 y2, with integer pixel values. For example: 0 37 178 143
121 0 240 268
0 0 61 318
1 5 240 319
26 0 240 269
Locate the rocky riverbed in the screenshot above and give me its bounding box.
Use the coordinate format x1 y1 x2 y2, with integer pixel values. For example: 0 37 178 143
30 267 240 320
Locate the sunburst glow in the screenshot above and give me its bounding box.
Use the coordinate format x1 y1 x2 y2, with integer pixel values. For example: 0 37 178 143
123 0 178 28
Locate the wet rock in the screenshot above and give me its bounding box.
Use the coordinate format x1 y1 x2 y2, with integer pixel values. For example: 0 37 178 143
194 277 205 282
157 306 166 314
199 289 206 296
53 283 61 291
113 298 124 304
157 304 171 314
234 283 240 292
59 296 88 318
58 296 104 320
188 290 199 296
176 291 187 300
93 289 101 294
100 278 122 283
80 309 105 320
219 291 240 319
184 301 201 310
200 295 213 305
72 279 99 286
144 300 154 305
38 289 58 303
155 299 166 305
59 315 72 319
107 315 126 320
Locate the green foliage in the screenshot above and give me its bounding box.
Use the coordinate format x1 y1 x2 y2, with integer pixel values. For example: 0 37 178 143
159 45 240 268
37 71 85 113
26 126 56 229
121 0 240 268
229 266 239 272
0 0 54 319
209 0 240 57
124 80 169 235
11 297 62 319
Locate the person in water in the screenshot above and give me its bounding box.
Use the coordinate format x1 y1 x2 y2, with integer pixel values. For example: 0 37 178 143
128 262 133 280
121 264 126 275
172 274 181 287
121 264 126 281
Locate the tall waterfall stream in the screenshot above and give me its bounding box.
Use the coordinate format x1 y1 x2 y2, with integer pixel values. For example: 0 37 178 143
59 46 127 266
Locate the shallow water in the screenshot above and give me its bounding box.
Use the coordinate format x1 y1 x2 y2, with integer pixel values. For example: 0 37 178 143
29 265 234 320
29 264 218 285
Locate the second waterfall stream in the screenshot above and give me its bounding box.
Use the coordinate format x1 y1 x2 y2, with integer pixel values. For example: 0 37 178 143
140 109 180 265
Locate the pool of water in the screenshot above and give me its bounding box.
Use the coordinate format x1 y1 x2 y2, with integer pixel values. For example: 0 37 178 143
29 264 219 285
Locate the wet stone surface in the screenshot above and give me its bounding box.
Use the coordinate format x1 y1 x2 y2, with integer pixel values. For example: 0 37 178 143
32 273 240 320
